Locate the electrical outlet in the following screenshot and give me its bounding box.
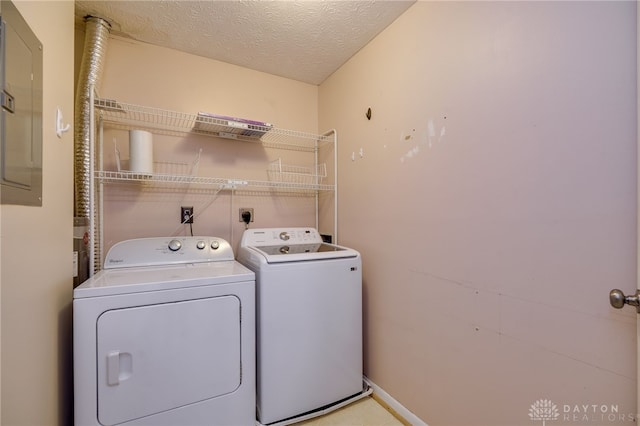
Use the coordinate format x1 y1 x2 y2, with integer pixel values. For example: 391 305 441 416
239 208 254 223
181 206 194 224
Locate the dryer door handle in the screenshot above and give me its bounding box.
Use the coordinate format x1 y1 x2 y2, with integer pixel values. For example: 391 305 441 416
106 350 133 386
107 351 121 385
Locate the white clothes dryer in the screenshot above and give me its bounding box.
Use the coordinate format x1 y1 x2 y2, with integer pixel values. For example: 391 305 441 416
237 228 370 426
74 236 255 426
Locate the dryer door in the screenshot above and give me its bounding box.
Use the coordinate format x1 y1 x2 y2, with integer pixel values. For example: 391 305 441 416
96 295 241 425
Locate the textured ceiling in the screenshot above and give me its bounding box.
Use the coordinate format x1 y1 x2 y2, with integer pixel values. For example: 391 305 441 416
75 1 415 85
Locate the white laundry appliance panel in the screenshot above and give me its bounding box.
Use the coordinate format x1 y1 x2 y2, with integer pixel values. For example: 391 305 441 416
74 236 255 426
240 247 362 425
97 296 240 425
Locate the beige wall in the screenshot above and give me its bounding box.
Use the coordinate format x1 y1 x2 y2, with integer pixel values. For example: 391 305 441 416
320 2 637 425
70 2 637 425
1 1 74 425
91 35 323 257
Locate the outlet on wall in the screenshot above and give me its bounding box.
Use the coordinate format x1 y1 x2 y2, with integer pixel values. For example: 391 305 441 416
181 206 194 224
239 208 254 223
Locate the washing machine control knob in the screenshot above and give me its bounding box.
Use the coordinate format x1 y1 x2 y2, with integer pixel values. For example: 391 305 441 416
168 239 182 251
196 240 206 250
211 240 220 250
279 232 290 241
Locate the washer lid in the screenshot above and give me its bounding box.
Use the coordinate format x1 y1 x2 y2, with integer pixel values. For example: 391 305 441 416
247 243 358 263
255 242 344 256
240 228 359 263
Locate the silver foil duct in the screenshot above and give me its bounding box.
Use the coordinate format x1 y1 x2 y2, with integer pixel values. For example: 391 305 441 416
74 16 110 218
74 16 110 282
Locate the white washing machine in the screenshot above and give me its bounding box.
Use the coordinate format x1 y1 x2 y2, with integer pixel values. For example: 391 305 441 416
237 228 370 425
74 236 255 426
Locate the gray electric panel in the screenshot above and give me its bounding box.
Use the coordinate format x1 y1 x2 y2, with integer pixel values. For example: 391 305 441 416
0 0 42 206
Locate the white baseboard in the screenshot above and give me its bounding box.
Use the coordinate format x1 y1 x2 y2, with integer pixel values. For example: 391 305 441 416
363 376 428 426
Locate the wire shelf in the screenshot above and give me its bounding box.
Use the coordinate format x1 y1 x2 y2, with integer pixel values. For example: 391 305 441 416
268 158 326 185
95 98 333 150
115 145 202 177
90 93 338 276
95 170 334 192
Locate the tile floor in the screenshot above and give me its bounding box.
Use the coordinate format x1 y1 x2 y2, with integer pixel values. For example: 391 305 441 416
293 396 406 426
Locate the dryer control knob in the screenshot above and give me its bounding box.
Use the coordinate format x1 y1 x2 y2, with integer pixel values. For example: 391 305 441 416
168 239 182 251
196 240 206 250
211 240 220 250
279 232 290 241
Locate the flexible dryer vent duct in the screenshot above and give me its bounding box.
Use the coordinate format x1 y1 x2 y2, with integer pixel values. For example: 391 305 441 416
74 16 110 218
74 16 110 284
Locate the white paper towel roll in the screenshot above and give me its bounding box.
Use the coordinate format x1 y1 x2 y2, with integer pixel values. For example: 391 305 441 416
129 130 153 173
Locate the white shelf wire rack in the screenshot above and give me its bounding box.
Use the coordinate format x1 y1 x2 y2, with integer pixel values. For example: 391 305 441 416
115 145 202 176
95 171 334 192
268 158 327 185
94 98 333 150
90 94 338 274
